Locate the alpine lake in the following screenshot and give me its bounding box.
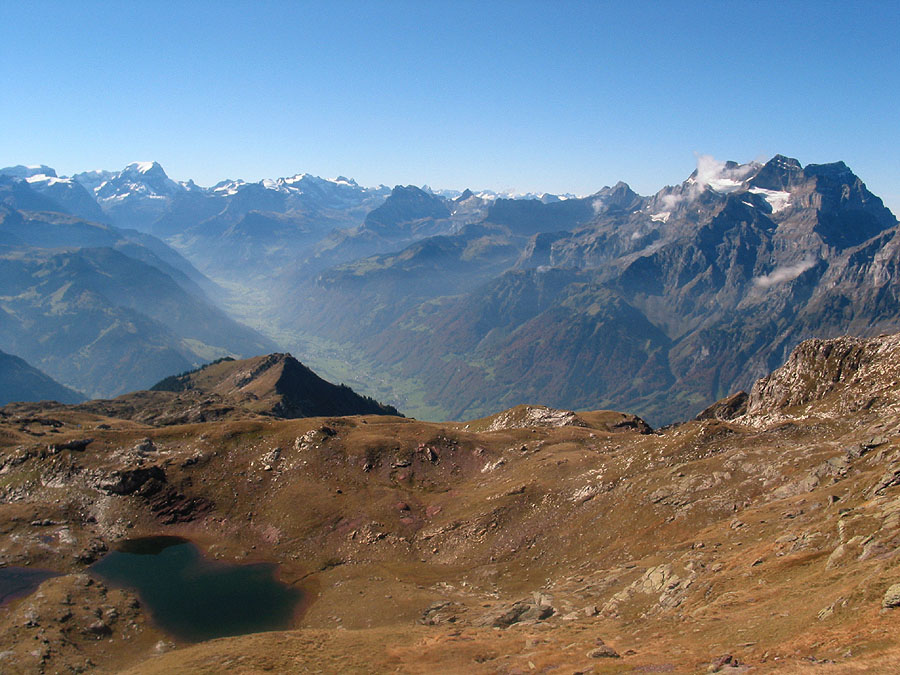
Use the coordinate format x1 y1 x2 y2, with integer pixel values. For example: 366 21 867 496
89 536 302 642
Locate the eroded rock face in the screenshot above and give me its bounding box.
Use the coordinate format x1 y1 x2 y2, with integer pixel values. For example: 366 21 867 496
746 337 868 414
740 333 900 424
98 466 166 496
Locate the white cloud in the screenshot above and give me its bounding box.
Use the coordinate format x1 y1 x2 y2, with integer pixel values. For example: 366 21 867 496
751 257 816 289
657 154 760 211
694 154 758 193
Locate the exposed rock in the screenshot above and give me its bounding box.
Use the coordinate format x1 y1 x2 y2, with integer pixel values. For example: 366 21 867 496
882 583 900 609
85 620 111 636
742 334 900 425
98 466 166 496
695 392 748 421
708 654 741 672
49 438 93 452
132 438 156 454
74 539 108 564
587 644 620 658
419 601 460 625
486 405 588 431
480 596 555 627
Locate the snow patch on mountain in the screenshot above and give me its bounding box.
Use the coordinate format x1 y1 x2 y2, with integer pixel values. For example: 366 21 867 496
748 187 792 213
126 161 157 174
25 174 72 186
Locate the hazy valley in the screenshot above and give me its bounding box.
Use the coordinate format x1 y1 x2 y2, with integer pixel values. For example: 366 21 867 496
4 154 898 426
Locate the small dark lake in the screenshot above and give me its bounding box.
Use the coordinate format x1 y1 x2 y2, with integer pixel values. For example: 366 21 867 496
90 536 302 642
0 566 60 605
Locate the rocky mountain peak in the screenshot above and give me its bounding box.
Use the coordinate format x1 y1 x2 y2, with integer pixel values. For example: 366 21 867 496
748 154 803 191
805 160 853 181
364 185 451 229
592 181 642 213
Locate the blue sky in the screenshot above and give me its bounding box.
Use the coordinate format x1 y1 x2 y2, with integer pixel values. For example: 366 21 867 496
2 0 898 212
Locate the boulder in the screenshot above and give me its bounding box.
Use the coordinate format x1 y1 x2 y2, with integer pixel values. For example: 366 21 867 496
882 583 900 609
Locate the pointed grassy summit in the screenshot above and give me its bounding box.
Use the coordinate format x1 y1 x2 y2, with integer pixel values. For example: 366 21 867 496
150 353 401 419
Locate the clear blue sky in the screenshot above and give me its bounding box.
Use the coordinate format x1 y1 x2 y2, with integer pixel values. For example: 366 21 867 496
2 0 898 212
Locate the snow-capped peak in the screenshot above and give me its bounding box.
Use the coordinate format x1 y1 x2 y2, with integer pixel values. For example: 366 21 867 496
25 173 72 186
125 161 160 174
282 173 309 185
212 179 246 196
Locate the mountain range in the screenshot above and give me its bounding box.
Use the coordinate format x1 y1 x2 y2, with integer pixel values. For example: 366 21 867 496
2 155 897 424
278 155 900 423
0 170 276 399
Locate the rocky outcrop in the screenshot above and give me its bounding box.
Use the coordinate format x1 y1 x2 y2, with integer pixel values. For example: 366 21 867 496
478 594 555 628
485 405 588 431
740 333 900 424
695 391 748 421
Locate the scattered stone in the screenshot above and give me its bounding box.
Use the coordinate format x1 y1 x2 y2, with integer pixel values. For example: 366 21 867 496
74 539 108 565
154 640 175 654
85 620 111 636
882 583 900 609
708 654 741 672
587 644 620 658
